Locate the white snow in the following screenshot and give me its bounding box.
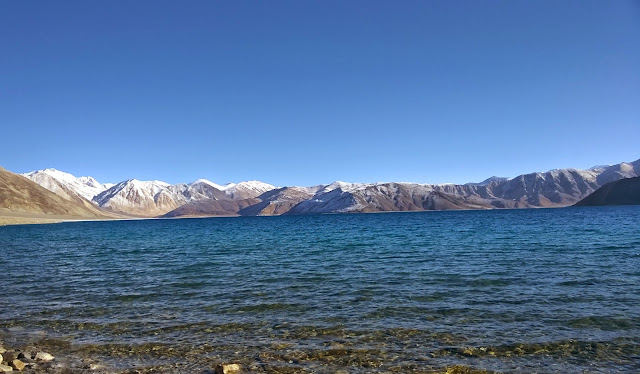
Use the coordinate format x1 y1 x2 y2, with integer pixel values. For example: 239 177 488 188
222 180 277 198
22 168 113 201
189 179 226 191
315 181 369 194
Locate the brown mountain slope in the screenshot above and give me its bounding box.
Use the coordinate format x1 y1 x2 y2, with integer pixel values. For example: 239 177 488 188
238 187 319 216
574 177 640 206
0 166 107 218
161 198 260 218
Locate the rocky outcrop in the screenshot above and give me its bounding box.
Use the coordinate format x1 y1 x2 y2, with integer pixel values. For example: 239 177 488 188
575 177 640 206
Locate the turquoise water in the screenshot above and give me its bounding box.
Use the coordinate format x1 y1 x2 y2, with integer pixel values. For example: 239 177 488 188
1 207 639 373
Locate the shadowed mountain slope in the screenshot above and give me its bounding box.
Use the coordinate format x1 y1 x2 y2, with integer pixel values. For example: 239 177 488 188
162 198 260 218
575 177 640 206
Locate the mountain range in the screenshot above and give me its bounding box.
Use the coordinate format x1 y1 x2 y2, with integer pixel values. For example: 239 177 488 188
6 158 637 221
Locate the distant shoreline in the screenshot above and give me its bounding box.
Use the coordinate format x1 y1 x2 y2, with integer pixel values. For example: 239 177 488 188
0 209 143 227
0 205 564 227
4 204 635 227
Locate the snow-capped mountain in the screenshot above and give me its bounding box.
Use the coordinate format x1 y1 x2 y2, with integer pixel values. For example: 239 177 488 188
21 168 113 202
286 182 493 214
1 167 112 218
188 179 277 199
221 180 277 199
283 160 640 215
465 176 509 186
22 168 278 217
21 158 640 218
93 179 188 217
90 179 277 216
189 179 227 191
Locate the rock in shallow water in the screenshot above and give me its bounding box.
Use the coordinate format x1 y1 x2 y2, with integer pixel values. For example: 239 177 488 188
215 363 241 374
9 360 24 371
0 363 12 372
1 352 15 363
34 352 54 362
17 352 32 361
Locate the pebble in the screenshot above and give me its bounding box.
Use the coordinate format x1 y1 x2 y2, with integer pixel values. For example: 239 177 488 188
215 363 241 374
10 360 24 371
0 364 12 372
1 352 16 363
17 352 32 361
35 352 54 362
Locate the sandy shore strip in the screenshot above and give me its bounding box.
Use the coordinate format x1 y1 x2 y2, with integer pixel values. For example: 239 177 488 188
0 209 117 226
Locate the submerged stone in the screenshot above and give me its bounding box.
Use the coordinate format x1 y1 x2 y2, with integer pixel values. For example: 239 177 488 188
34 352 54 362
9 360 24 371
1 352 15 363
0 364 12 372
215 363 241 374
16 352 32 361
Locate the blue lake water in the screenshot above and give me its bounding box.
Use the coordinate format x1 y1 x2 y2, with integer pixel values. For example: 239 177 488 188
1 207 639 373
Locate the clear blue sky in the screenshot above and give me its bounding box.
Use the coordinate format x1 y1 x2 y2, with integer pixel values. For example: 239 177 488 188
1 1 638 186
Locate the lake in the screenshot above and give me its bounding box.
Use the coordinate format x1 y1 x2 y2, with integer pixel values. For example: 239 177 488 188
1 206 639 373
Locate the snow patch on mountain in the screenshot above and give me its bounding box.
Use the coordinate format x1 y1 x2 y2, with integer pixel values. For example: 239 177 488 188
190 179 226 191
222 180 277 199
93 179 187 216
22 168 113 201
315 181 371 195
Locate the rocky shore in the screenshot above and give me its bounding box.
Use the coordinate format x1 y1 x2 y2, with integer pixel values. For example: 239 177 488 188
0 338 501 373
0 343 58 372
0 341 246 374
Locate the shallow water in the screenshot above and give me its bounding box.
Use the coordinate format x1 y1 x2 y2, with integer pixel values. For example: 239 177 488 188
1 206 639 373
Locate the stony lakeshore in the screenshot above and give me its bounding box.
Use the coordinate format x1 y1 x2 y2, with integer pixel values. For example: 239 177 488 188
0 340 247 374
0 338 499 374
0 343 58 373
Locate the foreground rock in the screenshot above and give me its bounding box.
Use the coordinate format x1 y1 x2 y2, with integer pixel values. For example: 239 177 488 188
0 344 59 372
215 363 241 374
10 359 24 371
34 352 54 362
